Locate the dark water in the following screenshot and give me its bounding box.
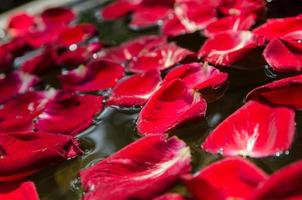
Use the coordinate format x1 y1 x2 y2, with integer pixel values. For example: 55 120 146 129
28 0 302 199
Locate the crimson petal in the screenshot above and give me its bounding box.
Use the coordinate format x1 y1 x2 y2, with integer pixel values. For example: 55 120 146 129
183 157 268 200
7 12 36 37
108 70 162 107
80 135 191 200
0 181 39 200
99 0 140 20
137 79 207 135
164 62 228 90
218 0 266 16
0 48 13 73
40 7 75 27
59 59 124 92
153 193 187 200
0 132 82 181
202 100 295 157
247 74 302 109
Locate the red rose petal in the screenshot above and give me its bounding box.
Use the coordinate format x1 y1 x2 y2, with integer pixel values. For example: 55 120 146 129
99 0 139 20
253 15 302 41
80 135 191 200
153 193 187 200
0 132 82 181
26 28 63 48
0 48 14 73
137 79 207 135
251 159 302 200
164 62 228 90
202 100 295 157
128 43 194 73
183 157 268 200
7 12 36 37
203 14 256 37
198 31 261 66
0 71 39 104
0 181 39 200
108 70 162 107
247 74 302 109
219 0 266 16
59 59 124 92
41 7 75 27
35 92 103 136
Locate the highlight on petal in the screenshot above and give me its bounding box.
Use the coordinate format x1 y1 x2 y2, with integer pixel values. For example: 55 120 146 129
0 132 82 181
80 135 191 200
163 62 228 90
198 31 261 66
202 100 295 158
247 74 302 109
203 14 256 37
251 159 302 200
128 43 194 73
107 70 162 107
7 12 36 37
59 59 124 92
218 0 266 16
40 7 75 27
0 71 39 104
99 0 139 20
137 79 207 135
183 157 268 200
0 181 39 200
253 15 302 41
34 92 103 136
153 193 187 200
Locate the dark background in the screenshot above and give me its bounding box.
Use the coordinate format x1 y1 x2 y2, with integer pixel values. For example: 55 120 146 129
0 0 33 13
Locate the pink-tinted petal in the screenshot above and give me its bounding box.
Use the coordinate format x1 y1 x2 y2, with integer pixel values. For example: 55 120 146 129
183 157 268 200
219 0 266 16
202 100 295 157
59 59 124 92
0 90 56 132
40 7 75 27
7 12 36 37
137 79 207 135
0 132 82 181
99 0 140 20
164 62 228 90
0 181 39 200
153 193 187 200
253 15 302 41
108 70 162 107
251 159 302 200
198 31 261 66
35 92 103 136
128 43 194 73
247 74 302 110
80 135 191 200
0 71 39 104
203 14 256 37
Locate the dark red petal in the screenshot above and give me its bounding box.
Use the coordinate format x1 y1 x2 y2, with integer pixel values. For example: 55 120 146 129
219 0 266 16
0 181 39 200
99 0 139 20
108 70 162 107
251 159 302 200
183 157 268 200
198 31 261 66
128 43 194 73
26 28 63 48
41 7 75 27
59 59 124 92
253 15 302 41
35 92 103 136
7 12 36 37
202 100 295 157
203 14 256 37
0 90 56 132
80 135 191 200
153 193 187 200
0 48 14 73
137 79 207 135
247 74 302 109
0 71 39 104
0 132 82 181
164 62 228 90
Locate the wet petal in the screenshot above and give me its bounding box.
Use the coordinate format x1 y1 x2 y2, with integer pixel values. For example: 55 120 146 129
137 79 207 135
40 7 75 27
7 12 36 37
80 135 191 200
183 157 268 200
218 0 266 16
202 100 295 157
0 181 39 200
108 70 162 107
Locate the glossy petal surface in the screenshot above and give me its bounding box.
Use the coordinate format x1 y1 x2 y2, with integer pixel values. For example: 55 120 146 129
218 0 266 16
0 181 39 200
7 12 35 37
41 7 75 27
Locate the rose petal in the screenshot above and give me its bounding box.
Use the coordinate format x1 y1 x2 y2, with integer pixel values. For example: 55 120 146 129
7 12 36 37
0 132 82 181
0 181 39 200
202 100 295 157
59 59 124 92
137 79 207 135
108 70 162 107
80 135 191 200
183 157 268 200
218 0 266 16
164 62 228 90
153 193 187 200
0 48 14 73
99 0 140 20
247 74 302 109
26 28 64 48
34 92 103 136
40 7 75 27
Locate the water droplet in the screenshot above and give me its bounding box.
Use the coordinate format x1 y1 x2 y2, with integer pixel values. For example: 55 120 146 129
217 148 224 155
